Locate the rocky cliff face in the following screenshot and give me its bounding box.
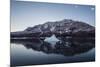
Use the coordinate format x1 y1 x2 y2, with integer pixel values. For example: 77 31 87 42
11 19 95 37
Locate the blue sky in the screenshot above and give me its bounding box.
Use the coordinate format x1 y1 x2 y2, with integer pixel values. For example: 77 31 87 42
11 0 95 32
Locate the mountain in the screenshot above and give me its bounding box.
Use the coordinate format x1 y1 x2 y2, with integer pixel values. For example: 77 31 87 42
11 19 95 38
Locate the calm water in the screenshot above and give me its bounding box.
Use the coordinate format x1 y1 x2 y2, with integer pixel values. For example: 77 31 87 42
10 38 95 66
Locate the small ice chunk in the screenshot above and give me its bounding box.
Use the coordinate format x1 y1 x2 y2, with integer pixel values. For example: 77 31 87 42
44 34 60 48
44 34 59 42
44 35 60 48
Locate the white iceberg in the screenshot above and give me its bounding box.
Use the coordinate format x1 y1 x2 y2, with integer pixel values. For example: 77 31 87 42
44 34 60 48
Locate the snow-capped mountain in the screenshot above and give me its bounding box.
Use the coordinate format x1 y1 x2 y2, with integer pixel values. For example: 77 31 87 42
11 19 95 38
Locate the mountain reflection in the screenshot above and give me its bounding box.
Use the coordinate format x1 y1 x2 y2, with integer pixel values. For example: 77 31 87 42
11 37 95 56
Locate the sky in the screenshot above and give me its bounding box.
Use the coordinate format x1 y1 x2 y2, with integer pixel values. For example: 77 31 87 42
11 0 95 32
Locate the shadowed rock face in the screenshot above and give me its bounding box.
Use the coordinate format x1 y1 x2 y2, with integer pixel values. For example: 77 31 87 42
11 19 95 38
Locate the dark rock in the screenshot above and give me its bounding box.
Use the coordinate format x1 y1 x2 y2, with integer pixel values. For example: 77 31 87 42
11 19 95 38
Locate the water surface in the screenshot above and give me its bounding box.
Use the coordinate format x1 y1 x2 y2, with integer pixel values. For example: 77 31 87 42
10 37 95 66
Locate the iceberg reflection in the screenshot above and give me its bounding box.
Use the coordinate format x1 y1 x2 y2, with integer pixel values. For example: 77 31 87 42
11 37 95 56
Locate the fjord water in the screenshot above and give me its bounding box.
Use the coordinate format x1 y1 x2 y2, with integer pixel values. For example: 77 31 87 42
10 37 95 66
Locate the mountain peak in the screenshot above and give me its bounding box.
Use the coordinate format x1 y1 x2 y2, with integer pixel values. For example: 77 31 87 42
11 19 95 37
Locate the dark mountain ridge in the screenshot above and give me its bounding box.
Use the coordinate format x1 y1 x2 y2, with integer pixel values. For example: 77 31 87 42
11 19 95 38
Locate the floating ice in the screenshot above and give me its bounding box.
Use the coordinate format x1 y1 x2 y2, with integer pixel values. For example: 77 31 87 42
44 34 59 42
44 34 60 48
